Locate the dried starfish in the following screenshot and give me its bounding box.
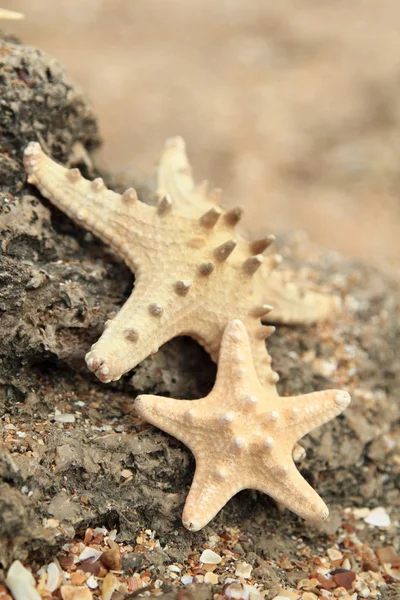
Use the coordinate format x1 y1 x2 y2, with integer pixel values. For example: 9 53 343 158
135 319 351 531
24 140 338 386
157 137 340 325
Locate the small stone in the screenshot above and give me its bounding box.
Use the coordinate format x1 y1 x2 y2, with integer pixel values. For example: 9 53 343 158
5 561 41 600
327 547 343 561
376 546 400 567
101 573 118 600
332 570 356 590
341 558 351 570
301 593 318 600
78 547 103 563
364 506 391 527
43 518 59 528
54 410 75 423
180 575 193 585
61 586 93 600
78 561 102 576
235 561 252 578
353 507 371 519
59 556 74 570
297 579 318 591
224 582 247 599
100 541 122 571
0 583 13 600
311 358 337 378
120 469 133 479
70 573 86 586
45 563 61 593
204 572 219 584
167 565 181 573
86 576 98 590
315 573 335 590
200 549 222 564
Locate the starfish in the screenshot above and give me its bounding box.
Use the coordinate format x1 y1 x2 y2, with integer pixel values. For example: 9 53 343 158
24 139 339 386
135 319 351 531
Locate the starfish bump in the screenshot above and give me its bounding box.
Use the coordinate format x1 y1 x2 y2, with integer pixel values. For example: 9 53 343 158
135 319 351 531
24 140 339 385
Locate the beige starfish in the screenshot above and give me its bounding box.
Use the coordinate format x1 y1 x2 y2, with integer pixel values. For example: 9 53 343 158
24 139 338 386
135 319 351 531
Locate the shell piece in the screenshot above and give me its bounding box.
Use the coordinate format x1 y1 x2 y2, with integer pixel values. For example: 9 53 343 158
5 560 41 600
135 320 351 531
24 139 340 385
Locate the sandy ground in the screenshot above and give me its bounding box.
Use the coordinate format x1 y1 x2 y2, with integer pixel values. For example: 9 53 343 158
2 0 400 265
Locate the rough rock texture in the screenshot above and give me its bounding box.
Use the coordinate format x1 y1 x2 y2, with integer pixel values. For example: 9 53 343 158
0 35 400 599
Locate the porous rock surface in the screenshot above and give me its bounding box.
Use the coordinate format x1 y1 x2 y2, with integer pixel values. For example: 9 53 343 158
0 35 399 598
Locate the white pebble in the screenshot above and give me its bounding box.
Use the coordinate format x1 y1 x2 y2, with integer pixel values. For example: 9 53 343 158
364 506 391 527
45 562 61 592
86 575 98 589
200 549 222 564
167 564 181 573
6 560 42 600
78 546 103 562
54 410 75 424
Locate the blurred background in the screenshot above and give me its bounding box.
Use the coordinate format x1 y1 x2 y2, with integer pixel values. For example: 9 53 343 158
2 0 400 265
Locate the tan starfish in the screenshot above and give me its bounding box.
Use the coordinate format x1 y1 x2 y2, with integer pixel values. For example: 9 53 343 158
135 319 351 531
24 139 338 386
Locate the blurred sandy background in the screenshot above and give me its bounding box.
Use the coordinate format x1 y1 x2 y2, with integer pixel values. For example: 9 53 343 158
2 0 400 264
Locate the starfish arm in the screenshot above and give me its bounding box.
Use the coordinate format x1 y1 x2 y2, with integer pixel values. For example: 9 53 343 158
23 142 154 269
248 331 280 390
85 275 195 382
253 458 329 521
134 394 198 444
280 389 351 441
157 137 215 217
261 271 341 324
211 320 275 398
182 456 240 531
212 319 279 395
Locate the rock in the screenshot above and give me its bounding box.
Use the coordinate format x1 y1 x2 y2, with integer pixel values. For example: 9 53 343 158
0 34 100 196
